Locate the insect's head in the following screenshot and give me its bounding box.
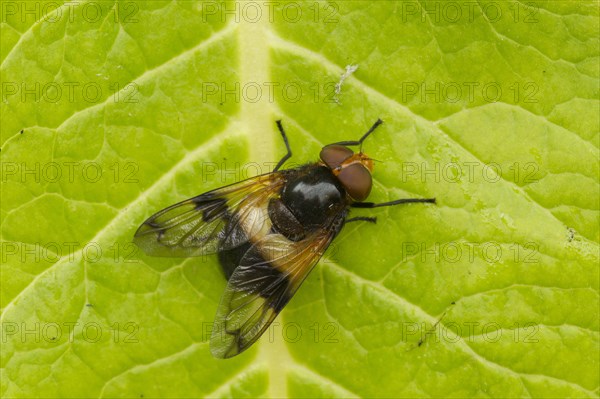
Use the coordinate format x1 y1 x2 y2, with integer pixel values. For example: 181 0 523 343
320 144 374 201
318 119 384 202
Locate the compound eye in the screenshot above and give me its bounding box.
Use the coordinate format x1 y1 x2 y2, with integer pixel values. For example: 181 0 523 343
338 163 372 201
320 145 353 169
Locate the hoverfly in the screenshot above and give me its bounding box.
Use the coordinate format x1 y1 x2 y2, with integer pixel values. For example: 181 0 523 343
134 119 435 358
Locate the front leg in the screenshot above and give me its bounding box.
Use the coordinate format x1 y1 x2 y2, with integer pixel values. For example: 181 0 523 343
351 198 436 208
274 120 292 172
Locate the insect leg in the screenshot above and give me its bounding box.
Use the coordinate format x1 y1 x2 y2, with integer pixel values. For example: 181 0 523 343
345 216 377 224
351 198 436 208
274 120 292 172
329 119 383 147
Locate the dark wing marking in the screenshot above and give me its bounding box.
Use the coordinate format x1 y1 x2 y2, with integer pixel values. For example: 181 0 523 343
210 215 345 358
133 173 286 257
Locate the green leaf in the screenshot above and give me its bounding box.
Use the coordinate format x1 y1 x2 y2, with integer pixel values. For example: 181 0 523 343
1 1 598 397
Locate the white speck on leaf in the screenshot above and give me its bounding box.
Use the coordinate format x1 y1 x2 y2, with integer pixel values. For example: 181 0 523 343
334 64 359 104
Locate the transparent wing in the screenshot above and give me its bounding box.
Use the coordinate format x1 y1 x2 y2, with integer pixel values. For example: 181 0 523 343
210 216 345 358
133 173 286 257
